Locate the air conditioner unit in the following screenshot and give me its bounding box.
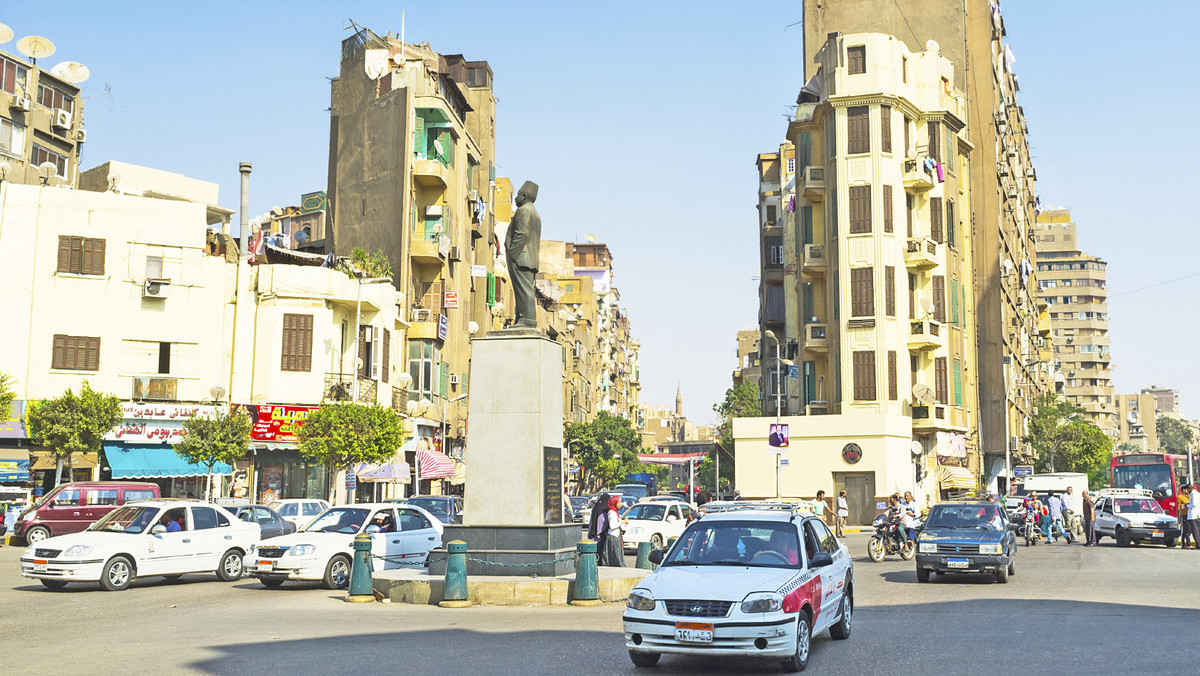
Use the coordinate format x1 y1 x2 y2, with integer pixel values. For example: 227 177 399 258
76 129 87 143
424 205 443 217
10 96 30 112
449 245 462 261
53 108 72 129
411 308 433 322
143 278 170 299
1009 435 1019 451
449 374 460 385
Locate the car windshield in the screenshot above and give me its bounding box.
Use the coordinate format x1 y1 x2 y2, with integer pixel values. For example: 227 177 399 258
407 498 451 516
1112 465 1173 499
925 505 1005 530
1112 498 1164 514
624 504 667 521
661 520 801 569
88 505 160 534
301 508 369 533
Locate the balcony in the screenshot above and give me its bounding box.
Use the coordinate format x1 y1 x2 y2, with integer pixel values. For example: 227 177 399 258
804 323 829 352
391 386 409 415
903 159 935 192
409 308 444 341
413 158 449 188
904 237 939 270
806 400 830 415
802 243 827 278
802 166 825 200
911 404 953 432
908 318 945 352
323 372 378 404
411 233 450 265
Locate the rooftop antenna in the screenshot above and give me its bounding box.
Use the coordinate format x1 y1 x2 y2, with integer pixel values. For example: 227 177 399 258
50 61 90 84
0 24 13 45
400 10 405 63
16 35 56 64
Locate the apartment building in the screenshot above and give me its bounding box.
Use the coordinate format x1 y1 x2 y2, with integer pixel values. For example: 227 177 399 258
1033 209 1115 434
1142 385 1179 416
572 242 640 421
1114 393 1161 453
801 0 1049 488
731 328 763 392
0 44 85 187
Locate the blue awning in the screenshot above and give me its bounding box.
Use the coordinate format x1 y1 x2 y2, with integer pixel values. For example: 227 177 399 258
103 444 232 479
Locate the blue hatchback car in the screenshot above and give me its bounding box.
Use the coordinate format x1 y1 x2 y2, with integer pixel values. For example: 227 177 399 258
914 501 1017 583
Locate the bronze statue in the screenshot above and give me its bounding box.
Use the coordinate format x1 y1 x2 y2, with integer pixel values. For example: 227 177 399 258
505 180 541 329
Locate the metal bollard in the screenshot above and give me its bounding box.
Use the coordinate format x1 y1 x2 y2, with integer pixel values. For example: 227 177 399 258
438 540 471 608
635 541 653 569
570 540 602 606
345 532 375 603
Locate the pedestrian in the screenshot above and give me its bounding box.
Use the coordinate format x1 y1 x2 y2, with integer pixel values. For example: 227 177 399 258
812 490 827 525
1062 485 1079 536
902 491 919 541
1046 493 1072 543
1188 483 1200 550
1081 489 1096 546
603 494 626 567
588 492 610 565
835 490 849 538
1179 487 1192 549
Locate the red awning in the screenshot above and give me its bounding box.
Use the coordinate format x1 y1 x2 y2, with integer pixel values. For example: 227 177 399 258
417 448 455 479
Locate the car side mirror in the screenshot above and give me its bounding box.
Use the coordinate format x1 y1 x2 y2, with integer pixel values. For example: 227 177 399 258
666 515 678 522
809 552 833 568
151 524 167 535
648 549 664 565
366 525 381 534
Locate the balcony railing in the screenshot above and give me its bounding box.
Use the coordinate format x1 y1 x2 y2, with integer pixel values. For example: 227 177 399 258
802 243 827 277
323 372 378 404
904 237 939 270
908 319 944 351
902 159 935 192
391 386 409 414
802 166 825 199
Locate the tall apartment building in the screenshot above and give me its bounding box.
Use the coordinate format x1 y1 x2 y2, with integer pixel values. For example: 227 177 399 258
0 43 86 187
731 328 763 391
572 242 640 421
1033 209 1115 433
326 27 499 458
1114 393 1161 453
802 0 1049 484
1141 385 1179 416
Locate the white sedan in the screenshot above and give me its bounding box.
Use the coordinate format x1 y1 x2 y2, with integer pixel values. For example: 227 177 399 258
244 503 443 589
19 500 260 591
622 501 691 551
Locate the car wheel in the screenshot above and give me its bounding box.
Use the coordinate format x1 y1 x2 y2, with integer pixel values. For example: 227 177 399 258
781 614 811 672
259 576 285 588
1164 538 1176 548
26 526 50 544
1093 532 1103 543
100 556 134 592
996 563 1009 584
916 567 930 583
39 579 68 590
323 554 351 590
217 549 244 582
899 540 915 561
1008 559 1016 577
1115 528 1131 547
649 534 663 550
829 593 852 640
628 650 661 667
867 536 885 562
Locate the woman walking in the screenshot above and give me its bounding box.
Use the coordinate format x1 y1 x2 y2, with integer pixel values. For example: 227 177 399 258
603 494 626 567
588 492 611 565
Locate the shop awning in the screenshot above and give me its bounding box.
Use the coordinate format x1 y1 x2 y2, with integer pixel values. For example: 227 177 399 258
938 465 976 490
0 448 29 482
449 460 466 486
31 450 98 471
416 448 455 479
104 444 232 479
356 461 411 484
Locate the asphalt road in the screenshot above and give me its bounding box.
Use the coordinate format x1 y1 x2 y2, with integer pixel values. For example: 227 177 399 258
3 533 1199 675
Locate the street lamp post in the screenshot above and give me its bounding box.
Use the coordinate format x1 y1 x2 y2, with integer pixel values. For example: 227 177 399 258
764 331 794 499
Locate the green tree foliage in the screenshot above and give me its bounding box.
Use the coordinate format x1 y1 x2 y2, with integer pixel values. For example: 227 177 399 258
712 382 761 451
1156 416 1194 455
695 446 732 495
0 372 15 426
173 407 251 500
1024 395 1112 486
1116 441 1142 455
565 412 648 491
339 247 393 280
297 403 406 502
26 381 122 486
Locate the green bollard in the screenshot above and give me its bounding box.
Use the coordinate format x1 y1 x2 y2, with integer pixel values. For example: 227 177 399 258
438 540 471 608
570 540 601 606
636 541 653 569
345 532 375 603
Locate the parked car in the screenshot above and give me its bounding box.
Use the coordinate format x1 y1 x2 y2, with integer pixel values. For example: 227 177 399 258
915 501 1016 583
268 499 331 529
568 496 590 523
19 500 258 591
404 495 464 525
623 506 853 671
244 503 443 589
614 483 653 501
1093 489 1181 547
226 504 297 539
622 501 691 551
13 481 160 544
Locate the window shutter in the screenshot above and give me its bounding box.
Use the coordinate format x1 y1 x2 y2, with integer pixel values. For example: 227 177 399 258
935 357 948 404
853 351 876 401
946 200 955 247
849 185 871 234
299 315 312 373
69 236 83 274
86 337 100 371
57 236 72 273
904 117 911 154
930 197 943 243
881 105 892 153
801 206 813 245
933 276 946 323
280 315 293 371
953 359 963 406
84 238 106 276
52 334 66 369
888 351 898 400
908 274 916 320
927 121 941 163
851 267 874 317
950 279 960 325
65 335 79 370
883 185 893 233
906 194 914 238
847 106 869 154
359 326 369 378
848 46 866 74
382 329 390 383
885 266 896 316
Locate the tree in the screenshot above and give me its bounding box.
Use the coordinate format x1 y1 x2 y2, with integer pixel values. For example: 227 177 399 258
712 382 761 452
565 411 644 492
173 407 251 501
0 372 15 425
1024 394 1112 486
1157 416 1194 455
297 403 406 503
1116 441 1142 455
26 381 121 486
339 247 393 280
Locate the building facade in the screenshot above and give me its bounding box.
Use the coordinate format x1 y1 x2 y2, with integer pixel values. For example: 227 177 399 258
0 45 85 187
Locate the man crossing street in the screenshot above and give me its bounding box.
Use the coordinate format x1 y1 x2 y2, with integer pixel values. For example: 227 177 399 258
1082 489 1096 546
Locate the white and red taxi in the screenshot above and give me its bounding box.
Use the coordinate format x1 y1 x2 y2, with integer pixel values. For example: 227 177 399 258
623 506 852 672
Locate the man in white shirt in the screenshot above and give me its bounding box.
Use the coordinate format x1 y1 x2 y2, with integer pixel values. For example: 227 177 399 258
902 491 919 541
1188 483 1200 550
1062 485 1080 534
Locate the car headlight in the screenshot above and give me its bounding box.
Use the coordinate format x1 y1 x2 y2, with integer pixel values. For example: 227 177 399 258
287 544 316 556
918 542 937 553
63 545 92 557
740 592 783 614
627 590 656 611
978 544 1002 555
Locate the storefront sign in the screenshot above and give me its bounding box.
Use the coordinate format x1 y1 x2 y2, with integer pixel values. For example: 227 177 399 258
105 404 219 444
1013 465 1034 478
1 400 27 439
936 431 967 458
443 291 459 309
471 265 488 278
438 314 448 341
241 404 319 443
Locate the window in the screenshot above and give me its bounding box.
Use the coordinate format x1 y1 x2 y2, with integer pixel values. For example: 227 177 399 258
885 266 896 316
32 144 69 178
881 105 892 153
38 83 74 113
946 200 955 247
932 276 946 323
146 256 164 280
904 117 911 154
303 502 324 516
953 359 963 406
888 351 898 400
158 342 171 374
800 206 813 245
902 56 908 83
930 197 943 243
124 489 155 502
281 313 313 372
850 267 874 317
853 351 876 401
811 519 838 554
908 274 916 320
87 489 118 506
847 106 870 154
765 285 784 322
51 334 100 371
408 339 442 402
797 131 811 169
786 157 796 173
0 118 25 156
766 236 784 265
906 194 914 238
359 325 380 379
466 67 490 88
847 46 866 75
382 329 390 384
848 185 871 233
950 279 960 325
191 507 220 530
883 185 894 233
0 55 28 95
56 236 105 275
52 489 82 506
927 121 941 163
765 204 777 225
935 357 948 404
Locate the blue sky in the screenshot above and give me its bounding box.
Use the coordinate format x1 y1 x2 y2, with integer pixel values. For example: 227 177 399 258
4 1 1197 423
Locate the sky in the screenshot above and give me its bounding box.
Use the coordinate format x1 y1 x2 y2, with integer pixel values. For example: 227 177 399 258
3 1 1197 424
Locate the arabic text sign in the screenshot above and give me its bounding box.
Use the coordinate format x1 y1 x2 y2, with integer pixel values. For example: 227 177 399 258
249 405 319 443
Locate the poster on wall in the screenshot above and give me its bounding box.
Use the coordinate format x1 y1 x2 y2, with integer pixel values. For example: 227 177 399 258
768 423 790 449
237 404 319 443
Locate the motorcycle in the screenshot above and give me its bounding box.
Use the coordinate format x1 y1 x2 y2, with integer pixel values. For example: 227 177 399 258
867 513 915 562
1020 507 1046 546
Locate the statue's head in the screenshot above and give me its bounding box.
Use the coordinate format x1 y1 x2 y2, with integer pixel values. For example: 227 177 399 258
515 180 539 206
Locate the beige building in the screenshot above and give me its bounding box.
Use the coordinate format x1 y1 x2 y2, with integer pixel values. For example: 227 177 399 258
0 44 86 187
731 328 764 391
1114 393 1161 453
1033 209 1115 434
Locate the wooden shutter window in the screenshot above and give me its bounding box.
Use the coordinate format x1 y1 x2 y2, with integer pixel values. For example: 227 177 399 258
953 359 963 406
927 121 941 163
847 106 869 154
935 357 948 404
885 266 896 316
850 267 874 317
853 351 876 401
888 351 898 401
930 197 943 243
883 185 893 233
908 274 916 320
56 236 106 275
281 313 313 372
382 329 390 383
359 326 370 378
848 46 866 74
50 334 99 370
849 184 871 234
57 236 75 273
906 194 914 238
932 275 946 323
946 200 955 247
881 105 892 153
86 337 100 371
83 238 106 276
904 117 911 154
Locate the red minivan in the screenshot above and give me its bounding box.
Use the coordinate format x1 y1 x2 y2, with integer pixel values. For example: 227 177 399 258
13 481 160 544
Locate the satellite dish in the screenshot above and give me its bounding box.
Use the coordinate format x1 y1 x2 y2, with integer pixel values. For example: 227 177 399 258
912 383 935 405
363 49 388 79
433 138 445 155
209 384 227 401
919 293 934 315
271 206 283 217
294 228 309 243
16 35 55 62
585 233 597 243
392 52 405 67
907 149 918 161
0 24 13 44
405 401 419 416
50 61 90 84
925 39 940 55
468 321 479 335
910 441 924 457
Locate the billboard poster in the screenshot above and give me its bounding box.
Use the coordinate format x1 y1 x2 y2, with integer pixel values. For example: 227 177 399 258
237 404 319 443
768 423 790 449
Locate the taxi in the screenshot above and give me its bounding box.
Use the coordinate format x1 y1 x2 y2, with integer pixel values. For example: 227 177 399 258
623 504 853 671
1093 489 1181 547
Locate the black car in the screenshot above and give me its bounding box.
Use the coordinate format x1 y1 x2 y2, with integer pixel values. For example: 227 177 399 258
914 501 1016 583
227 504 297 539
568 496 589 523
405 495 464 525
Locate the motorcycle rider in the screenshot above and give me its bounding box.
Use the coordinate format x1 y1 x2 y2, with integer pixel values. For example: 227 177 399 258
1023 492 1045 542
886 494 907 545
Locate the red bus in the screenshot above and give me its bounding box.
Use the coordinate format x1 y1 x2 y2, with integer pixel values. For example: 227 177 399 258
1109 453 1189 517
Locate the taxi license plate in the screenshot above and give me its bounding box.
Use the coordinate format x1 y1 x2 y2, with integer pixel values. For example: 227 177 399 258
1151 531 1163 537
675 622 713 643
947 558 969 569
257 560 274 571
33 559 48 572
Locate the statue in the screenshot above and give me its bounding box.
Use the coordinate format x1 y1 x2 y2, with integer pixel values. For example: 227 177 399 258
505 180 541 329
